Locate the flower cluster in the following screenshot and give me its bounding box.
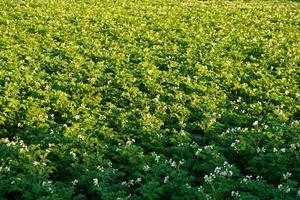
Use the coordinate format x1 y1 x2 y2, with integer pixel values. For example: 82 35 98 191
204 162 234 183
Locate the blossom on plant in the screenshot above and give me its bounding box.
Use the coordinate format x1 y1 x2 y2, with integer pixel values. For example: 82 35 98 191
283 172 291 180
231 191 240 198
198 186 203 192
253 120 259 126
195 148 202 156
163 176 169 183
107 161 112 167
78 134 85 140
135 177 142 183
204 174 215 183
70 151 76 158
72 179 78 186
171 161 177 168
256 175 262 181
128 179 134 186
126 139 135 145
257 147 265 153
93 178 99 186
143 165 150 172
33 161 39 166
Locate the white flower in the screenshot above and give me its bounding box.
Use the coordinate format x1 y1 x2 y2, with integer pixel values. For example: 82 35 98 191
143 165 150 172
155 155 160 162
179 159 184 165
126 140 132 145
297 189 300 197
151 152 161 162
278 184 283 190
78 134 85 140
135 178 142 183
72 179 78 185
204 175 209 182
49 143 55 147
198 186 203 192
283 172 291 180
126 139 135 145
204 145 213 150
42 181 52 186
214 167 221 174
241 178 248 183
231 140 240 151
231 191 240 198
48 187 54 193
4 166 10 172
257 147 265 153
70 151 76 158
128 179 134 186
171 161 177 168
290 144 297 150
220 171 227 176
154 95 160 102
163 176 169 183
97 166 104 172
204 174 215 183
195 148 202 156
253 121 259 126
256 175 262 181
33 161 39 166
93 178 99 186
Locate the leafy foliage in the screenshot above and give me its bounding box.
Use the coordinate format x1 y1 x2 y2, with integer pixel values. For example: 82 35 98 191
0 0 300 199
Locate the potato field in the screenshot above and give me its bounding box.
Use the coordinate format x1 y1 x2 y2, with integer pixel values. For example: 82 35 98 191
0 0 300 199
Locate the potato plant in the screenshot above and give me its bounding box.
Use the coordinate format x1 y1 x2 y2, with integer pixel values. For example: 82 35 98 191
0 0 299 199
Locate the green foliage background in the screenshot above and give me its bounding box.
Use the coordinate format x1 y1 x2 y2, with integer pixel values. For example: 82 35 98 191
0 0 299 199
